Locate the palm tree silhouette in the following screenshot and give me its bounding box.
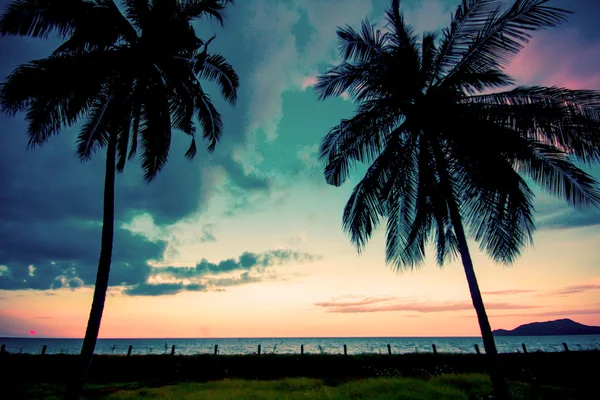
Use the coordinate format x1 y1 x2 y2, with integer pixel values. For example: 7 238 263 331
0 1 238 398
315 0 600 397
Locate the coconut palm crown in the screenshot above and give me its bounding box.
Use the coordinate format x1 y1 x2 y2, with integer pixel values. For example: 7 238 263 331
315 0 600 397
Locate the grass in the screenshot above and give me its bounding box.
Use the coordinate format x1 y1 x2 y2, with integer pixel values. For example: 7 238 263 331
13 374 579 400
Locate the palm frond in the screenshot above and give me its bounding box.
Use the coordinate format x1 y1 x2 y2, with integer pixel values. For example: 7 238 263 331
319 100 403 186
197 53 239 105
124 0 149 29
76 93 112 161
194 85 223 152
457 158 536 264
452 68 514 94
394 138 436 268
421 31 438 87
443 0 570 87
314 62 374 101
336 19 386 63
139 75 172 182
0 0 93 38
53 1 138 54
385 0 417 50
178 0 230 25
185 135 197 160
465 86 600 162
432 0 500 81
517 142 600 210
343 130 415 253
0 53 114 146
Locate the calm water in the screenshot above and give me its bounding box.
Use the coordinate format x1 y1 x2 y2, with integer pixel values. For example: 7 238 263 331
2 336 599 356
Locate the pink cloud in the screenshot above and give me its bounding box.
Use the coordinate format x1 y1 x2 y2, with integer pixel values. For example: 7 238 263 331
301 76 318 90
506 29 600 89
315 295 540 314
483 290 536 296
488 309 600 319
548 284 600 296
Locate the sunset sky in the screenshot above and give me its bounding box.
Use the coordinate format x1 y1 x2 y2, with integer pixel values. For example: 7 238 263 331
1 0 599 339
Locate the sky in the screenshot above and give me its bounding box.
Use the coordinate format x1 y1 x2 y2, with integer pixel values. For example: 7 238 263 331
1 0 600 339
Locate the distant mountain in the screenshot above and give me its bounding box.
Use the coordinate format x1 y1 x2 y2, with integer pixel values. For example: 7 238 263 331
493 319 600 336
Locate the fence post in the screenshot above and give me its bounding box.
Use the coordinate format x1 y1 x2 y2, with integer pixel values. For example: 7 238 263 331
301 344 304 355
562 342 569 352
258 345 261 355
171 345 176 355
41 345 47 355
474 344 480 355
522 343 528 353
432 344 437 354
343 344 347 355
127 345 133 357
387 344 392 355
0 344 5 353
214 345 218 355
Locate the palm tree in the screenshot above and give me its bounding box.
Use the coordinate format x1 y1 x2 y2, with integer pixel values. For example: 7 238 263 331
315 0 600 397
0 1 238 398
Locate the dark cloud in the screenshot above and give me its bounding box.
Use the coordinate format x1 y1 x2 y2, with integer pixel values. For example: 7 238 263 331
122 249 320 296
483 290 536 296
0 7 276 295
315 296 541 314
0 9 278 297
153 249 320 279
207 271 264 287
123 282 209 297
0 222 165 290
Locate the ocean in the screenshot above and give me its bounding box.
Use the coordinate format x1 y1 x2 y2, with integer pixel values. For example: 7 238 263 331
1 336 599 356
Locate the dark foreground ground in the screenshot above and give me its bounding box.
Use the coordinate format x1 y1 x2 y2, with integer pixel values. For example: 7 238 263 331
1 350 598 399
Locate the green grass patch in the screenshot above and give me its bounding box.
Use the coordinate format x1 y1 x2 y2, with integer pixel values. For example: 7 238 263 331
102 374 581 400
12 375 589 399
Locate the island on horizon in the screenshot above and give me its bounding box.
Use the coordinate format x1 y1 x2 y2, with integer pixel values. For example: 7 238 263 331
493 318 600 337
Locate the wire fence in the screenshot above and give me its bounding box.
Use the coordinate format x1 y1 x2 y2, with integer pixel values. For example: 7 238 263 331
2 340 598 356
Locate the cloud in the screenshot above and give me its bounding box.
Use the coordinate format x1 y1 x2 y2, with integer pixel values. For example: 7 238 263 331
315 295 540 314
123 249 320 296
549 284 600 296
0 13 277 259
315 295 396 308
207 271 266 288
301 76 318 90
402 0 453 33
123 282 209 297
489 309 600 318
153 249 320 280
483 290 536 296
506 29 600 89
198 224 217 243
234 0 373 171
0 220 166 291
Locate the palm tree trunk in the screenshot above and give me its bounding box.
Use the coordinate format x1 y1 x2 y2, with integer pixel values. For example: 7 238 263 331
64 132 117 400
430 140 510 399
446 198 510 399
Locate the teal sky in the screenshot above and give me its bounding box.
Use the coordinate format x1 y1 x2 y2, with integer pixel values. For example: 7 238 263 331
1 0 600 338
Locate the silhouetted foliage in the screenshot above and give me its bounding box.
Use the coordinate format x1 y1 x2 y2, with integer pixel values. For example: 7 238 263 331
0 1 238 398
315 0 600 398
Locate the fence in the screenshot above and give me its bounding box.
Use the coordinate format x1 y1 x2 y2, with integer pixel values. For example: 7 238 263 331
0 341 586 356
